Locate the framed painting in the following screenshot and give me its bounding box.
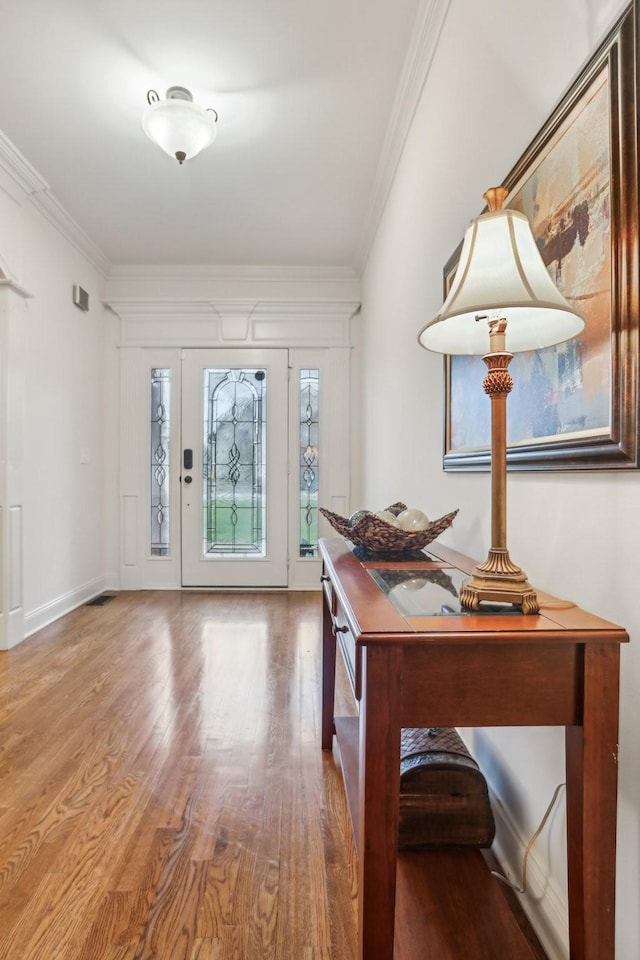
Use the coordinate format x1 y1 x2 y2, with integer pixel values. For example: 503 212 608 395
444 2 639 471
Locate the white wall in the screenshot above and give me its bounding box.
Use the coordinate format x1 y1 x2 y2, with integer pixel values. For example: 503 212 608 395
359 1 638 957
0 152 362 628
0 168 111 639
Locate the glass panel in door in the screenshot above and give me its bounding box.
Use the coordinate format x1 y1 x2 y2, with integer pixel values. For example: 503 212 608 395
181 349 288 587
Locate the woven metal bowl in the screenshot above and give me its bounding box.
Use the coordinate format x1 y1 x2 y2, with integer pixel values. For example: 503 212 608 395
320 503 458 558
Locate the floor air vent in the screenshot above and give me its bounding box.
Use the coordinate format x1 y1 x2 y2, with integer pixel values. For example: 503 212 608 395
85 594 116 607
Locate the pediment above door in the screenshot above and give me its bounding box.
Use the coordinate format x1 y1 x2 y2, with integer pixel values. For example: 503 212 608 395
104 296 360 348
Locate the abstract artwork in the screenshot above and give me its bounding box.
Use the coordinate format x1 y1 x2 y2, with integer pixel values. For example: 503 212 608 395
445 4 638 471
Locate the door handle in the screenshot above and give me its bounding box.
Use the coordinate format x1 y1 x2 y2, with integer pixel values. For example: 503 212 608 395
183 449 193 470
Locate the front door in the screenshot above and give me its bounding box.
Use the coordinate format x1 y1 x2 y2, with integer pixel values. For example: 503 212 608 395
181 349 288 587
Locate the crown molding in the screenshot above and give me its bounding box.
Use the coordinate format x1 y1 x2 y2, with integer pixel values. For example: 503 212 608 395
354 0 451 272
0 129 48 196
107 263 359 284
104 264 362 307
0 130 110 277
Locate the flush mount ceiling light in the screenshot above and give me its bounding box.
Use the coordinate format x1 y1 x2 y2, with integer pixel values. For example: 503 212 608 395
142 86 218 165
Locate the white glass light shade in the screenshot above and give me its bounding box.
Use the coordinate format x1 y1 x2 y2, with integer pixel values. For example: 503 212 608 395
418 207 584 355
142 96 217 163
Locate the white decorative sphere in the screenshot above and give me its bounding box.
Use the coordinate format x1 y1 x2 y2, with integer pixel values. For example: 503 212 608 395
375 510 400 527
396 508 430 531
399 577 428 591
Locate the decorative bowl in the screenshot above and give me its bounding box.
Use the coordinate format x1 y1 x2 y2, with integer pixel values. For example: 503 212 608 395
319 502 459 559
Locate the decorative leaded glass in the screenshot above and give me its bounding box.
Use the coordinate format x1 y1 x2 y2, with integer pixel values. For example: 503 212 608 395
150 368 171 557
299 369 319 557
202 368 266 557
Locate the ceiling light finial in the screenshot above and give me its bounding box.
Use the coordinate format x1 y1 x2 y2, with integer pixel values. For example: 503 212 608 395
142 86 218 164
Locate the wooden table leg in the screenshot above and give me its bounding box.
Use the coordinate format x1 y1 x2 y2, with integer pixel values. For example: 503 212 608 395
321 588 337 751
358 645 402 960
565 643 620 960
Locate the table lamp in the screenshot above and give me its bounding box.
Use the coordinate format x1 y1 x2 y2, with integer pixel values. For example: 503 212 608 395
418 187 584 613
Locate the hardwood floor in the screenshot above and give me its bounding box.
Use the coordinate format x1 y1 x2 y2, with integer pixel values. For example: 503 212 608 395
1 591 549 960
0 591 358 959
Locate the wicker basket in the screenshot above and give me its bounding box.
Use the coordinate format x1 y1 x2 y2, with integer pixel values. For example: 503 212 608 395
319 502 458 558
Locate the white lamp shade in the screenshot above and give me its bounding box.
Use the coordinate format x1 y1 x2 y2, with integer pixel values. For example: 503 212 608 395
142 98 217 162
418 207 584 355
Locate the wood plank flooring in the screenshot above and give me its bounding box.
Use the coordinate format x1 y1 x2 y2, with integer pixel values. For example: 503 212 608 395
0 591 358 959
0 590 548 960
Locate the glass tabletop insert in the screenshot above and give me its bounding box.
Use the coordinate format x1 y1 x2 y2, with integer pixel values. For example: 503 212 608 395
368 566 521 617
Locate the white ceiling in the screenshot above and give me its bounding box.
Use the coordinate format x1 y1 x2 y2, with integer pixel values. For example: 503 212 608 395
0 0 448 271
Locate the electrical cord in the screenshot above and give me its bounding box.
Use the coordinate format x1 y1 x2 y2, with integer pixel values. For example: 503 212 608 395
491 782 566 894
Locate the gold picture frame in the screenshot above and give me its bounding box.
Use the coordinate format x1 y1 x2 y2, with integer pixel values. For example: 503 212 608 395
444 2 639 471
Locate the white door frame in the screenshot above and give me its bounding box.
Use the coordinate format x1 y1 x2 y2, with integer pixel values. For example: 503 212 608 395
115 301 354 591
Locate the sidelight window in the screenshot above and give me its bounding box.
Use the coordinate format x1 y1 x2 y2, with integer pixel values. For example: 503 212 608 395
299 369 319 557
150 367 171 556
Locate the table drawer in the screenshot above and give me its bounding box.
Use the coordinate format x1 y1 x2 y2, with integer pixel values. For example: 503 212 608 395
324 580 358 698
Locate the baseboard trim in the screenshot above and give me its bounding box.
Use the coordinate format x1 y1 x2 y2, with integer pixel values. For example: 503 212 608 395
24 576 107 640
489 787 569 960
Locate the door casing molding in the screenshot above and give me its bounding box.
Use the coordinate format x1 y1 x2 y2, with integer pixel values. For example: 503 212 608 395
115 300 356 591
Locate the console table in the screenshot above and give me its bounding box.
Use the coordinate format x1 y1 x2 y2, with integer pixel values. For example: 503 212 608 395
320 536 628 960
